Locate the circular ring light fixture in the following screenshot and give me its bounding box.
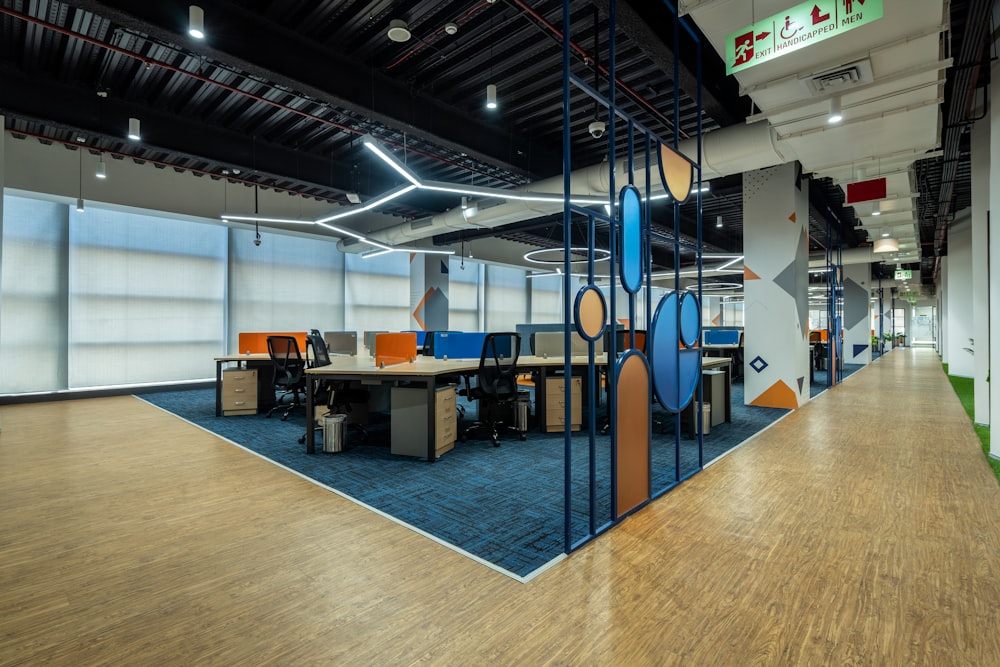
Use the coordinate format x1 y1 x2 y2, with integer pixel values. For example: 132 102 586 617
523 247 610 265
688 282 743 291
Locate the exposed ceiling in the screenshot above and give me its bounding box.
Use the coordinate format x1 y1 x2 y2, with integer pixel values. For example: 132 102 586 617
0 0 990 292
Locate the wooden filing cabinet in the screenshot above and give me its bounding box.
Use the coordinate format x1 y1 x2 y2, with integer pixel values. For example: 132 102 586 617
222 368 258 416
390 386 457 458
545 376 582 432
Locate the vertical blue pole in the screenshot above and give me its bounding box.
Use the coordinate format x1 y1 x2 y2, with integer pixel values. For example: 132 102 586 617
561 0 573 553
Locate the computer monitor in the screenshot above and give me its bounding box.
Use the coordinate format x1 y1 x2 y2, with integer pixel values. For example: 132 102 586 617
324 331 358 356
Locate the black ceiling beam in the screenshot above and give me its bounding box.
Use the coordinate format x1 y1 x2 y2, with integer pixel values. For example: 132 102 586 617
0 65 416 201
613 0 742 128
71 0 561 180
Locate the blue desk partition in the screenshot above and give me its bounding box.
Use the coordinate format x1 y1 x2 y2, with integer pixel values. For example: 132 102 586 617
433 332 511 359
704 329 741 346
404 330 428 347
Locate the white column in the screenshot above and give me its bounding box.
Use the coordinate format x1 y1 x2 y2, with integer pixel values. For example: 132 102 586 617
946 216 973 377
990 52 1000 458
971 117 990 424
842 262 871 365
743 162 810 409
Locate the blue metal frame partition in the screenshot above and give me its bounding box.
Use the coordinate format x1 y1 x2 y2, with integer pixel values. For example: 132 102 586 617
560 0 706 554
823 209 844 387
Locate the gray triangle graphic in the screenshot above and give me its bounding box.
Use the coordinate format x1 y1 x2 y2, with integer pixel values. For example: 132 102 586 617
797 376 804 394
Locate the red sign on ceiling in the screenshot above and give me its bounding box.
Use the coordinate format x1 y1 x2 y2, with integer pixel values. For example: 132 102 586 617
846 177 887 204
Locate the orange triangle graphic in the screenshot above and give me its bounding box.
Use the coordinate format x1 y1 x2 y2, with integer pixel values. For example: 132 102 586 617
750 380 798 410
744 266 761 280
789 212 797 223
712 313 721 325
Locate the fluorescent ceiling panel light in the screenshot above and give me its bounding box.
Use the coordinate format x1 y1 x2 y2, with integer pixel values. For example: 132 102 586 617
873 237 900 253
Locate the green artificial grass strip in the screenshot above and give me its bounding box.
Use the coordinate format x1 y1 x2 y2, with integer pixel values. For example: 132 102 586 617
944 368 1000 485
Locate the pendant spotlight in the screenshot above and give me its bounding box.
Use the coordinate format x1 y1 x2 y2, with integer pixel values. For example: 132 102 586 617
127 117 141 141
828 95 843 124
188 5 205 39
486 84 497 110
96 156 107 179
716 215 723 228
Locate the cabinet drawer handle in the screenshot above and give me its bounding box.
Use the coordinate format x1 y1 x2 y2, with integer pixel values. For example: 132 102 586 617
232 388 245 393
232 401 246 406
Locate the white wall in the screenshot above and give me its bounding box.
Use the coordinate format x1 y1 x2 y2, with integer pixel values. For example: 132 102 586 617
946 216 974 377
972 115 990 424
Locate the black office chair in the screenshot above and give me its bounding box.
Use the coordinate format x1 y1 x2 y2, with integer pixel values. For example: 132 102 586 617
299 330 368 444
266 335 307 420
460 332 525 447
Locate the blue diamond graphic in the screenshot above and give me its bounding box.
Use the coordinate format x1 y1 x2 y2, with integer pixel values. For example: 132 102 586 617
749 355 769 373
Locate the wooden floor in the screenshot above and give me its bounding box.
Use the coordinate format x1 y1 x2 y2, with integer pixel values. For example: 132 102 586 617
2 348 999 665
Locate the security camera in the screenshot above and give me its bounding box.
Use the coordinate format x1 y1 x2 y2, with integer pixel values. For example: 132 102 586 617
588 120 606 139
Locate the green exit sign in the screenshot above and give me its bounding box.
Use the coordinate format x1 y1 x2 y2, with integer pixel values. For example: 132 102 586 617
726 0 884 75
894 269 912 281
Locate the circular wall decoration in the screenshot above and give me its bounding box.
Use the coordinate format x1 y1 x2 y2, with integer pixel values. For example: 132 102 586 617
523 247 610 265
649 290 701 413
619 184 643 294
573 285 607 342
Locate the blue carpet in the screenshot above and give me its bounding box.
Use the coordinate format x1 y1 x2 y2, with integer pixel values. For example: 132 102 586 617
142 383 787 577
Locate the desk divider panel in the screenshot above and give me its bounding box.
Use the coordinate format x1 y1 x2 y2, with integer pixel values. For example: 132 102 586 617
324 331 358 356
237 331 307 355
533 330 605 357
433 332 494 359
704 329 741 346
374 332 418 367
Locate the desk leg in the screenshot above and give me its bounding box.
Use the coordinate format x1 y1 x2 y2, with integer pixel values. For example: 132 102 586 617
215 360 223 417
535 366 549 433
305 376 315 454
426 377 437 463
724 363 732 423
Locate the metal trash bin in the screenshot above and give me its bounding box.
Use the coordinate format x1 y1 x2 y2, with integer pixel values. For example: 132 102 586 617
514 390 531 432
701 403 711 435
322 414 347 453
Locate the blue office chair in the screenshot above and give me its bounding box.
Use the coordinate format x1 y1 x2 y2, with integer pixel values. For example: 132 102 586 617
266 335 307 420
460 332 525 447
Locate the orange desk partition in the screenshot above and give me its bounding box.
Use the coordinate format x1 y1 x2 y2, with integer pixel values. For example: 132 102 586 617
374 332 418 367
237 331 308 355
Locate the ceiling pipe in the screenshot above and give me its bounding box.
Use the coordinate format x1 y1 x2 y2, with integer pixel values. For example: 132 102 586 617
808 247 919 267
337 122 796 252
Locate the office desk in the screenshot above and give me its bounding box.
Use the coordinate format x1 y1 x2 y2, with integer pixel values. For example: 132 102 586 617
214 353 272 417
703 344 742 379
305 357 481 461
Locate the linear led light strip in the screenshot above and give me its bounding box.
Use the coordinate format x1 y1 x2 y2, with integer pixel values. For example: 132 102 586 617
221 183 450 257
361 136 610 206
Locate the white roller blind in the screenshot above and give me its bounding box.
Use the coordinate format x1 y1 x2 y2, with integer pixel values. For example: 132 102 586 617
448 256 480 330
484 264 527 331
68 207 226 387
529 275 562 323
344 252 410 335
228 228 344 349
0 195 68 393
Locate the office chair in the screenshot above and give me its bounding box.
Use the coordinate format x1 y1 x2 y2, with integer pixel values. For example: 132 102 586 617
266 335 307 420
459 332 525 447
298 330 368 445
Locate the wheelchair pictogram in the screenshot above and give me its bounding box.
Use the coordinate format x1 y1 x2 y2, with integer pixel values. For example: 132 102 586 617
779 15 801 39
